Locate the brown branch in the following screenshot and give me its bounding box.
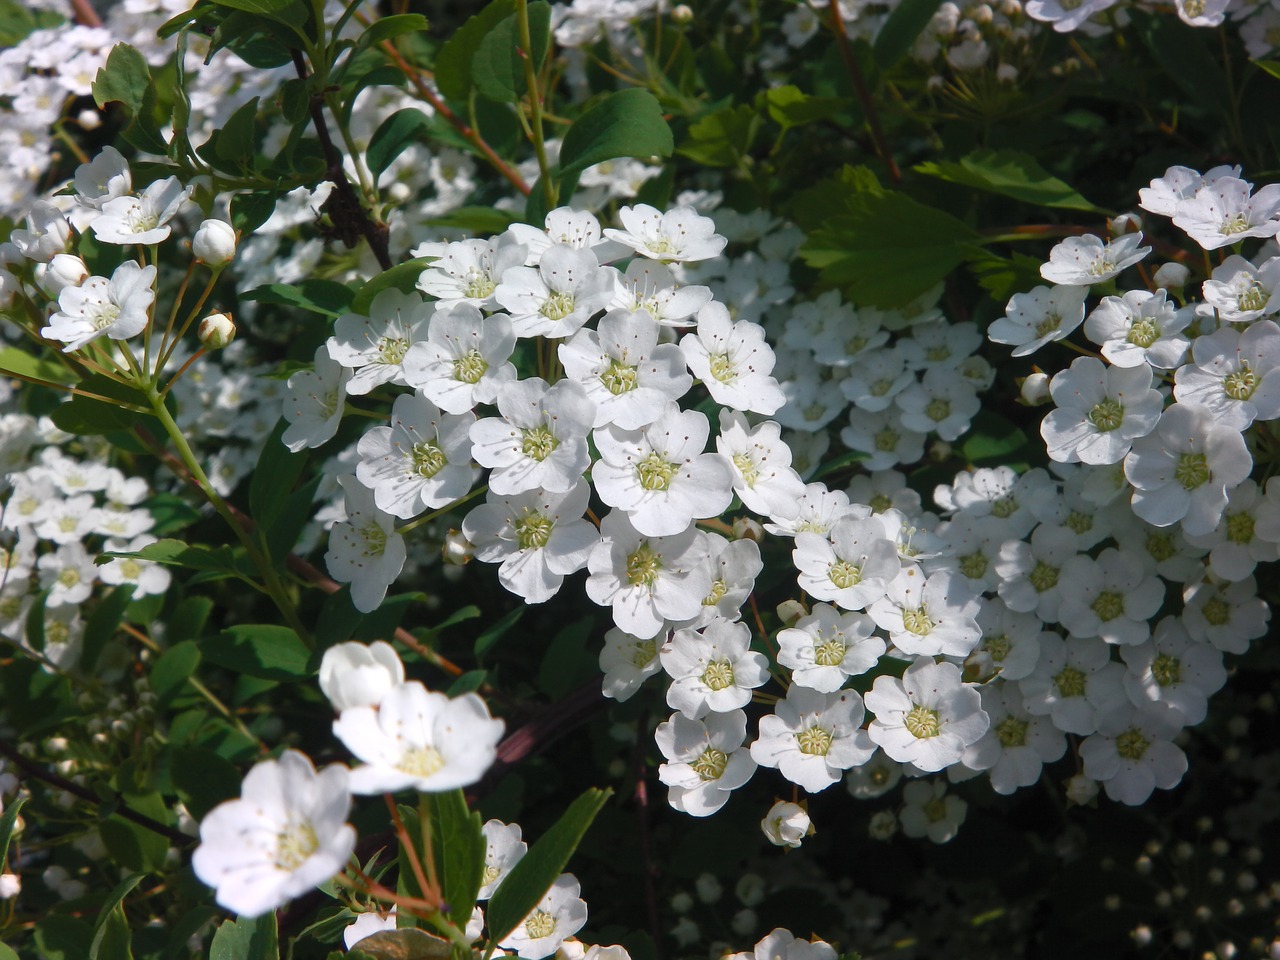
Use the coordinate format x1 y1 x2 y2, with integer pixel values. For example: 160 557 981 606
376 40 532 198
0 738 194 848
826 3 902 185
69 0 102 27
290 50 393 271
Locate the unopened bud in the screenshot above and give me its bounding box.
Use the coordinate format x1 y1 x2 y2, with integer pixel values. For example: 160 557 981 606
192 219 237 267
776 599 807 625
1019 371 1051 405
1109 212 1143 237
762 800 811 848
442 529 472 565
1154 261 1191 289
45 254 88 293
77 109 102 130
732 517 763 541
198 312 236 349
0 874 20 899
672 4 694 23
1065 773 1098 805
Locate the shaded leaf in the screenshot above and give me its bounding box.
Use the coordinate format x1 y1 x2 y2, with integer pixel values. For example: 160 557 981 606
434 0 515 102
873 0 943 68
200 624 311 681
560 88 674 176
473 2 550 103
915 149 1102 212
209 913 279 960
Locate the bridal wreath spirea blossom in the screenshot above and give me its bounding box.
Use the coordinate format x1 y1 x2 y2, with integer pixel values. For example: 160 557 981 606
192 751 356 917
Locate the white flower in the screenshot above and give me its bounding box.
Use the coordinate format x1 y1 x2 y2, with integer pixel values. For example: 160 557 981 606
761 801 812 848
776 603 884 693
1079 702 1188 805
655 709 758 816
1124 402 1252 535
479 820 526 899
661 618 770 719
1039 233 1150 285
1181 576 1270 654
839 347 914 411
864 657 989 772
192 750 355 918
715 411 806 520
961 683 1066 795
461 481 599 603
987 284 1089 356
41 261 156 352
680 534 762 628
1138 164 1240 217
608 258 712 325
604 204 727 262
1184 478 1280 581
318 640 405 712
495 244 613 339
282 348 352 452
73 146 132 209
599 628 663 701
751 686 875 792
333 682 504 793
730 930 835 960
838 408 926 471
498 873 587 960
1120 616 1226 726
471 378 596 495
37 542 96 607
1040 358 1164 465
763 482 862 538
98 535 171 597
899 780 967 843
1173 320 1280 430
192 219 237 267
1172 177 1280 250
845 749 904 799
792 517 901 611
868 567 981 658
92 176 192 245
402 303 518 414
592 403 733 537
1018 634 1127 735
356 392 477 519
344 910 397 949
680 302 785 414
507 207 618 263
558 309 692 429
11 201 71 262
585 511 712 639
966 601 1043 682
414 235 527 309
324 476 406 613
994 523 1083 623
1082 289 1191 369
1201 255 1280 323
327 289 433 396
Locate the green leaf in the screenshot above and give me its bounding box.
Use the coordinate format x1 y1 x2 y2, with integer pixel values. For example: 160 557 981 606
100 792 169 873
98 538 239 576
0 346 78 385
144 493 203 537
447 669 487 695
367 108 433 183
208 0 294 18
250 419 308 534
485 788 612 948
434 0 514 102
230 190 277 233
35 917 95 960
473 2 551 103
475 607 524 658
200 624 311 681
1255 59 1280 82
351 259 433 315
873 0 943 68
0 943 18 960
82 585 136 672
150 640 201 705
264 474 322 561
799 187 982 308
167 596 215 642
351 930 452 960
170 746 242 820
209 913 279 960
213 95 260 168
559 88 674 177
89 874 144 960
92 43 151 115
961 411 1031 467
243 279 355 317
427 206 520 234
676 102 757 167
359 12 429 48
0 795 26 868
429 789 485 928
761 85 845 132
966 249 1045 303
50 374 153 436
915 149 1102 212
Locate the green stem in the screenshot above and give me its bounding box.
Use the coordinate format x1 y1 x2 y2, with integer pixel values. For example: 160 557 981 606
516 0 556 210
397 485 488 536
142 382 313 647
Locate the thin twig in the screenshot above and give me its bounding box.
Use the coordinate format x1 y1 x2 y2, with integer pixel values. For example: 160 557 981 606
826 3 902 184
69 0 102 27
632 725 665 960
0 738 194 848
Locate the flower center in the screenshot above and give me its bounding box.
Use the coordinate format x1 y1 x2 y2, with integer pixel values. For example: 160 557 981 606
1222 362 1258 401
1174 451 1211 490
870 378 894 397
1055 665 1087 698
828 560 863 589
985 633 1011 662
904 705 941 739
626 543 662 587
869 493 892 513
524 910 556 940
990 496 1017 518
636 451 678 491
1066 510 1093 534
412 440 447 478
813 637 847 666
454 349 488 384
463 269 495 301
1225 511 1255 543
540 291 576 321
400 745 446 778
378 335 408 364
275 820 320 872
521 425 560 461
515 511 553 550
701 658 735 691
702 579 727 607
796 724 834 756
1034 312 1062 338
1220 212 1251 236
1152 653 1182 686
692 746 729 780
959 551 989 579
46 619 69 643
1238 281 1269 312
1115 728 1151 760
902 606 934 635
58 569 80 588
1146 531 1176 562
996 715 1028 747
925 346 950 362
1201 595 1231 626
600 358 638 395
92 303 122 331
629 638 658 667
731 452 760 487
1091 590 1125 622
874 429 898 452
708 353 737 383
120 559 142 580
1029 560 1060 592
1088 397 1125 432
1126 318 1159 349
925 398 952 422
482 864 501 886
359 522 388 557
